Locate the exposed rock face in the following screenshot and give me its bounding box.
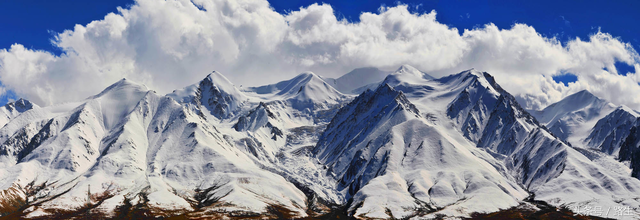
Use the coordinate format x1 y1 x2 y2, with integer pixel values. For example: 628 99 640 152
619 121 640 178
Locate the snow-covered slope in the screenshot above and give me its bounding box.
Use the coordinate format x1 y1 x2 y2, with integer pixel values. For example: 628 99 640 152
314 84 527 219
583 106 640 181
445 72 640 219
530 90 616 143
378 65 436 97
343 64 435 97
585 106 640 155
391 64 435 80
226 72 352 161
168 71 248 120
244 72 347 110
2 66 640 219
0 78 313 219
527 89 640 181
382 69 640 218
528 90 640 182
324 67 391 94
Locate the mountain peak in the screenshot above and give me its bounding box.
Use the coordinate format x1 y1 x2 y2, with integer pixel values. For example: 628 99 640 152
315 82 421 162
437 69 484 85
391 64 434 80
376 83 395 93
437 69 504 101
528 88 617 144
380 65 435 91
196 71 247 119
566 89 598 102
245 71 345 109
365 83 397 98
3 98 36 114
534 89 611 124
92 78 149 99
113 78 138 87
463 68 484 77
287 71 323 85
584 103 640 155
114 77 142 87
368 83 419 115
574 89 593 96
395 64 419 73
298 71 318 78
202 71 247 98
204 71 238 89
330 67 391 94
285 72 345 108
12 98 35 112
616 105 640 117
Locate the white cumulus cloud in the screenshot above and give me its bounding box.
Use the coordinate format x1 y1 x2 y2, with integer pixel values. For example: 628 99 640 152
0 0 639 110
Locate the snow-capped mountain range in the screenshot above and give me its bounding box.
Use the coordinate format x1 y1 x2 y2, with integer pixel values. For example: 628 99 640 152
1 65 640 219
529 88 640 188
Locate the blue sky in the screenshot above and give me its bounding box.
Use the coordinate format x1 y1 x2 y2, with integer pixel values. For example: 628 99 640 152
0 0 638 109
0 1 134 55
4 1 638 56
0 0 134 105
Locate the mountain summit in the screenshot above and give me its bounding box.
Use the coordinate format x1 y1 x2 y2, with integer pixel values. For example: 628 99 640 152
530 90 616 142
324 67 391 94
245 72 346 110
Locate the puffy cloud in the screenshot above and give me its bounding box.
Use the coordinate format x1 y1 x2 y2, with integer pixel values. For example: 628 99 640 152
0 0 639 110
